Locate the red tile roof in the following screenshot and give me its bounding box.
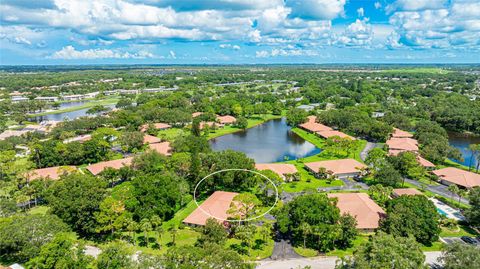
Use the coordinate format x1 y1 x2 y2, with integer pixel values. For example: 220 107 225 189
392 128 414 138
183 191 238 226
328 193 385 230
217 115 236 124
255 163 298 178
25 166 76 181
386 137 419 151
417 156 435 168
392 188 423 197
86 157 133 175
305 159 367 175
148 141 172 156
306 115 317 123
432 167 480 188
140 123 171 132
143 134 162 144
299 121 333 133
316 130 355 140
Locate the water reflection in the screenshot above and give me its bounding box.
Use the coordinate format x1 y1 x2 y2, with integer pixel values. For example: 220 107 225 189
448 132 480 168
29 104 115 122
210 118 321 163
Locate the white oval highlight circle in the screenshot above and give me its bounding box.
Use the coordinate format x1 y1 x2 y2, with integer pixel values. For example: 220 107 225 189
193 168 279 223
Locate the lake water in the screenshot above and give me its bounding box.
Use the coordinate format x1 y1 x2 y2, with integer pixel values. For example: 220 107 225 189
30 103 115 122
448 132 480 168
209 118 321 163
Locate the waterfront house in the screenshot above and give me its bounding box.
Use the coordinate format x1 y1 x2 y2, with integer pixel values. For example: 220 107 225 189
255 163 298 181
432 167 480 189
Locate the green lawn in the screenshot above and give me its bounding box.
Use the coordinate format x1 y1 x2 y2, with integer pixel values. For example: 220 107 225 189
294 246 318 257
131 228 201 256
279 163 344 193
29 97 120 116
157 128 186 142
226 227 275 261
381 68 449 74
162 198 199 230
28 205 49 215
440 225 479 237
326 234 371 257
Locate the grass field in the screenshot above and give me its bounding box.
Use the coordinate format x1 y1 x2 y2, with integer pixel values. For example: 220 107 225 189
226 227 275 261
162 198 199 230
29 97 120 116
381 68 450 74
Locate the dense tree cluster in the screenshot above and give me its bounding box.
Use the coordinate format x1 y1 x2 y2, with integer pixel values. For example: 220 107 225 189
276 193 357 252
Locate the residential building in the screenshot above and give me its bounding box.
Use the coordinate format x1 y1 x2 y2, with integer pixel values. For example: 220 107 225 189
34 96 59 102
316 130 355 140
432 167 480 189
183 191 238 226
86 157 133 175
304 159 367 179
217 115 236 125
392 188 423 198
148 142 172 156
255 163 298 181
328 193 386 232
24 166 76 182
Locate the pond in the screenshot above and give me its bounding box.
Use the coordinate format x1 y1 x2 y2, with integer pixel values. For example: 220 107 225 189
29 104 115 122
448 132 480 168
209 118 321 163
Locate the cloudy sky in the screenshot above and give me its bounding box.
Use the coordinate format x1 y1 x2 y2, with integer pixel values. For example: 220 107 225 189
0 0 479 64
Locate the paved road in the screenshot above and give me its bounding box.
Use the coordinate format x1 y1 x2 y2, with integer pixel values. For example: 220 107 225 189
360 142 379 161
257 252 443 269
404 178 470 205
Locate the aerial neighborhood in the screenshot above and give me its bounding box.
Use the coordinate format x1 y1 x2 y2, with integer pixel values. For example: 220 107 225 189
0 65 479 269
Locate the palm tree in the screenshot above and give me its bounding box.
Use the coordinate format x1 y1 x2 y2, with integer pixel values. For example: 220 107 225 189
468 144 480 172
299 222 312 248
126 219 138 246
150 215 163 248
140 218 152 246
447 184 459 201
458 189 466 203
169 226 178 246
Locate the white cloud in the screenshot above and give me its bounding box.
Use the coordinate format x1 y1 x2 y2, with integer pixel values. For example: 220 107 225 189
374 2 382 9
386 0 447 13
169 50 176 59
0 25 46 46
389 2 480 50
219 44 241 50
336 19 373 47
357 7 364 17
286 0 346 20
255 48 318 58
51 46 154 59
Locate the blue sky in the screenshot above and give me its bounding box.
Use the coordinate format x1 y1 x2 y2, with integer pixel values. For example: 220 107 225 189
0 0 479 65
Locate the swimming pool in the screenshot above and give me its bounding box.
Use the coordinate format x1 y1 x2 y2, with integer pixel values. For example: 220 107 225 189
437 208 448 216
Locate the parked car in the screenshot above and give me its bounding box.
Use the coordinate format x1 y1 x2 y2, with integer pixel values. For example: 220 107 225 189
460 236 477 245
